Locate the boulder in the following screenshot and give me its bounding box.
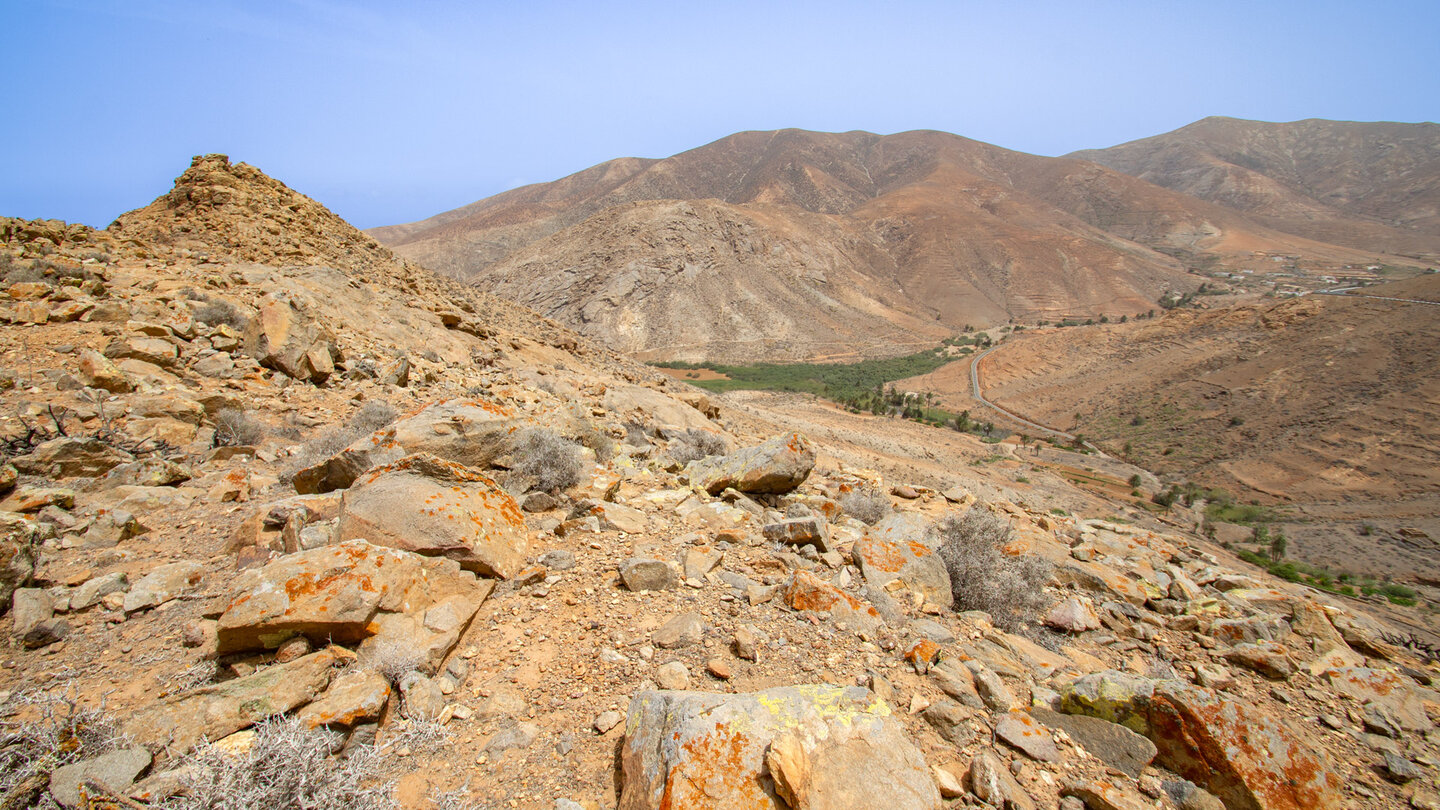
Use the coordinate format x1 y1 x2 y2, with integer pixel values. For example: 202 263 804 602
123 561 205 613
994 711 1059 762
763 516 832 552
1045 598 1102 632
242 292 338 383
293 398 526 494
967 749 1034 810
783 570 883 634
687 432 816 495
1029 708 1156 778
123 647 349 753
853 532 953 610
604 384 721 436
1060 672 1344 810
570 499 647 534
103 336 179 368
76 349 132 393
619 685 940 810
334 453 528 579
12 437 133 478
11 587 52 639
621 558 678 592
0 512 38 611
1323 667 1432 732
215 539 491 664
1223 642 1296 680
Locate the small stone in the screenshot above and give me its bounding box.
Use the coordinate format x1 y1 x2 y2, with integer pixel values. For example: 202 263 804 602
653 613 704 649
538 549 576 570
1045 598 1101 632
273 635 312 664
994 711 1059 762
733 625 760 661
486 721 540 754
656 661 689 690
1383 752 1425 783
933 764 965 798
620 558 677 591
593 710 624 734
706 658 732 680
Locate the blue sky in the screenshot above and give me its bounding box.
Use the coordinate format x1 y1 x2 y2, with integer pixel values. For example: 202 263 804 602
3 0 1436 229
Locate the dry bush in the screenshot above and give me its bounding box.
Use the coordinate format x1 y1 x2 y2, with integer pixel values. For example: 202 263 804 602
669 429 728 465
213 408 267 447
350 401 399 434
935 508 1051 629
0 687 127 802
839 487 890 525
510 428 583 493
160 716 394 810
359 639 425 685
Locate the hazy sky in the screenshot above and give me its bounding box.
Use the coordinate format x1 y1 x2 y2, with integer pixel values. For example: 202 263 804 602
4 0 1437 229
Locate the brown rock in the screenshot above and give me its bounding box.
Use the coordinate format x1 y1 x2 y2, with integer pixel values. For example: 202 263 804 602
783 569 883 634
967 749 1035 810
242 292 338 383
687 432 816 495
77 349 133 392
335 453 528 578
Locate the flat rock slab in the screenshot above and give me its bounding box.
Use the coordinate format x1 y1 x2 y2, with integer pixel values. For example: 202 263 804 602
124 647 349 753
335 453 528 578
994 711 1059 762
853 532 952 610
49 747 151 808
783 570 882 634
619 685 939 810
1324 666 1433 732
1030 707 1156 778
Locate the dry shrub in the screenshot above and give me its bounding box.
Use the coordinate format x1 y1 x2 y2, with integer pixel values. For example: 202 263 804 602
510 428 583 493
0 687 126 801
575 420 615 464
160 716 394 810
839 487 890 525
359 639 425 685
936 507 1051 629
281 401 399 482
350 401 399 434
213 408 267 447
669 429 727 465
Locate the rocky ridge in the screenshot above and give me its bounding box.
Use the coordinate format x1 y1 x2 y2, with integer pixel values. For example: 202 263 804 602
0 157 1435 810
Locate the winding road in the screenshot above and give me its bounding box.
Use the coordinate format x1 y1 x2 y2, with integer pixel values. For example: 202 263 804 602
967 344 1102 453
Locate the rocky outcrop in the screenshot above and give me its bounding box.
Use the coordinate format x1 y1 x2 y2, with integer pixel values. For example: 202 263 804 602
687 432 816 495
214 539 492 663
242 292 339 383
0 512 38 613
292 398 523 494
334 454 528 578
619 685 939 810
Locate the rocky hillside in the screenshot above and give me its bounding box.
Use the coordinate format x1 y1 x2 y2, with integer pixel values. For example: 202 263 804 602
1071 117 1440 261
372 126 1405 362
0 156 1436 810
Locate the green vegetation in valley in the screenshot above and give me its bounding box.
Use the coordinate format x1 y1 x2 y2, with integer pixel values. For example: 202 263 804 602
654 346 1011 440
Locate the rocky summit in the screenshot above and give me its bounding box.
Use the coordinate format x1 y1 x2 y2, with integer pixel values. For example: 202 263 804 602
0 153 1437 810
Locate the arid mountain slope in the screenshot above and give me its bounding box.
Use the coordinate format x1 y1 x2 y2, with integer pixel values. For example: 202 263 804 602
1070 117 1440 260
973 276 1440 509
374 126 1412 361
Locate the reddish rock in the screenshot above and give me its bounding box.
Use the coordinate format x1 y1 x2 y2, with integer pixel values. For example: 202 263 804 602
784 570 883 634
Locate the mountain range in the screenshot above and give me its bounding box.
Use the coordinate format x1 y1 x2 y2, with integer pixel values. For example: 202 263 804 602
371 118 1437 361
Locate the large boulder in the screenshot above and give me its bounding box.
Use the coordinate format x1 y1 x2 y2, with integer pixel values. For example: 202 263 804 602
687 432 816 495
293 398 526 494
1323 666 1433 732
1059 672 1344 810
783 570 883 635
335 454 527 578
853 528 953 611
0 512 38 613
604 384 721 436
242 292 339 383
123 647 349 753
619 685 939 810
215 539 492 665
12 437 134 479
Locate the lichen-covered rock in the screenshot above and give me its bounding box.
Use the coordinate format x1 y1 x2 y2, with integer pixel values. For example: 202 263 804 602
334 453 528 578
687 432 816 495
215 539 491 663
853 531 953 611
784 569 883 634
619 685 939 810
1323 666 1433 732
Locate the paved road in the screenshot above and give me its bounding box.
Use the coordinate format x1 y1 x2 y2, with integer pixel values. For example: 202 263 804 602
1314 289 1440 307
966 344 1097 450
